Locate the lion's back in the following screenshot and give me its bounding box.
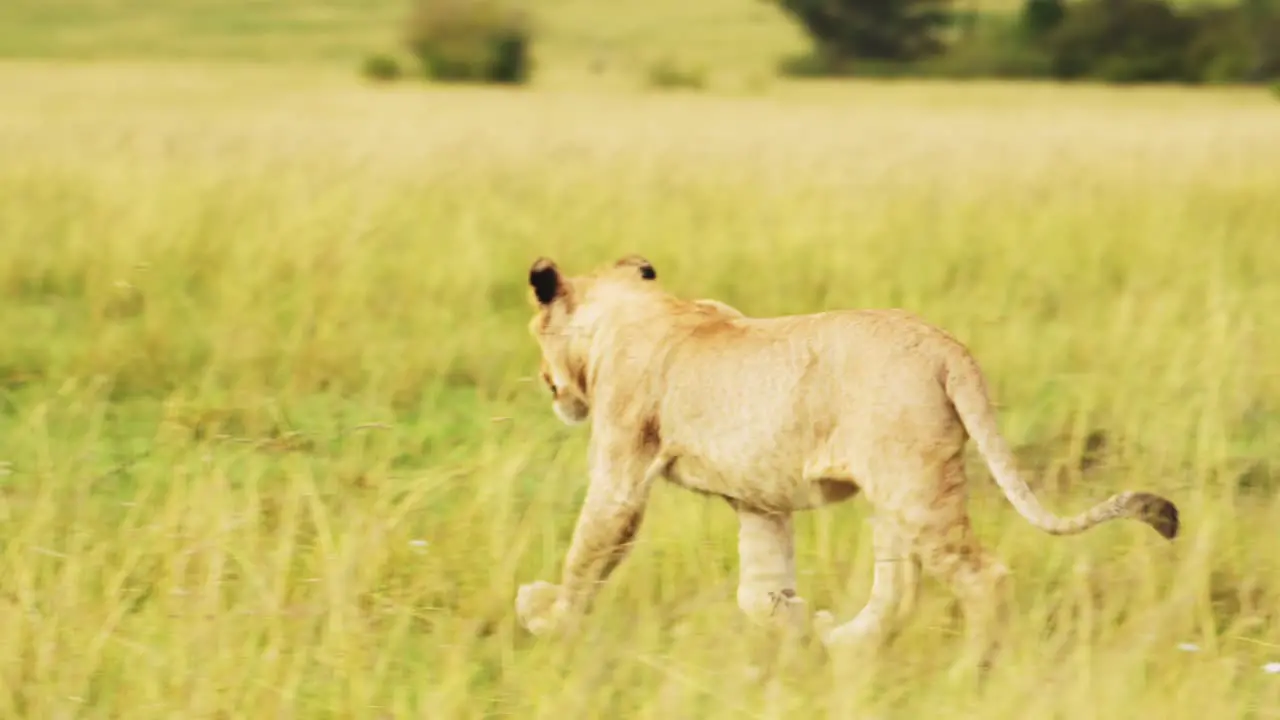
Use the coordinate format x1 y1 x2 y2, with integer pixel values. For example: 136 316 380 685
658 305 968 468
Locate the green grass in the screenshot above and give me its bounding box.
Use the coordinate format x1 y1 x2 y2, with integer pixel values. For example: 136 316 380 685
1 0 1280 717
1 60 1278 718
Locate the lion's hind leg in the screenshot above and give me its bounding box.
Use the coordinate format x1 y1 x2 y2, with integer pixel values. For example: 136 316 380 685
913 456 1013 674
816 514 921 653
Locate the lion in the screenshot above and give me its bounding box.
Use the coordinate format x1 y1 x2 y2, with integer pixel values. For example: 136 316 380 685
514 253 1179 666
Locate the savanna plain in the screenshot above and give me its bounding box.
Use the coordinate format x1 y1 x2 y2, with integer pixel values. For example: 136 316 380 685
1 1 1279 718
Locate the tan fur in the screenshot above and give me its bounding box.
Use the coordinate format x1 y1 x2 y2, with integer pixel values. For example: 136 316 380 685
517 254 1180 665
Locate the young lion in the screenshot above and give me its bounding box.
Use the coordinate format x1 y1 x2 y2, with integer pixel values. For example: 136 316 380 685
515 254 1179 663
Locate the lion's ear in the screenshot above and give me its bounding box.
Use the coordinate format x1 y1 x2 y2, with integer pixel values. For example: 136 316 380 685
615 254 657 281
529 257 563 305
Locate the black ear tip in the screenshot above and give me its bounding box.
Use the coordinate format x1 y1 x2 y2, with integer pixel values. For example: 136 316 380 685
529 256 556 275
528 257 557 284
529 257 561 305
615 254 657 281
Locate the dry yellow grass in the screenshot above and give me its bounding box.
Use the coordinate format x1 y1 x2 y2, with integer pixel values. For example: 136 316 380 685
0 59 1279 718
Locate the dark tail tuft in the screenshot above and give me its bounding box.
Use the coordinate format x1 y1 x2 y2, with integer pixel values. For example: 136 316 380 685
1128 492 1179 540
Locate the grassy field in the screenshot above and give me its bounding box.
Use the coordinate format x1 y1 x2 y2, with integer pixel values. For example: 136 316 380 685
2 1 1280 718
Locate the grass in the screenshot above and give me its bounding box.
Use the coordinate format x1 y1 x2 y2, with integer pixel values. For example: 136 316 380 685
1 0 1280 717
1 60 1278 718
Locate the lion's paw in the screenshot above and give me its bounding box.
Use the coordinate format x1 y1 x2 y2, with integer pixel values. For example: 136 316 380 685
768 590 811 635
813 610 836 644
516 581 568 636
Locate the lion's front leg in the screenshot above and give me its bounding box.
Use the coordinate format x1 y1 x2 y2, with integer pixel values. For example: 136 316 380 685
735 507 810 636
516 438 654 637
515 580 563 635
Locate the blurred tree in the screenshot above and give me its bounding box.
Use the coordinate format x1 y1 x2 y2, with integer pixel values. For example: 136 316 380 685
1022 0 1067 39
769 0 956 63
403 0 533 84
1044 0 1280 83
1045 0 1196 81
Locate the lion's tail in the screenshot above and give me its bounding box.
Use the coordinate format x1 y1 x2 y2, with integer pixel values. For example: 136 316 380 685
943 352 1179 540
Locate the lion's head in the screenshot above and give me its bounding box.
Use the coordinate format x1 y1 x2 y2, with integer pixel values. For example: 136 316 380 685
525 254 660 425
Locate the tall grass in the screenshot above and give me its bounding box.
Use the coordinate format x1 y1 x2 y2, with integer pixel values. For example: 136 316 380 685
1 63 1278 717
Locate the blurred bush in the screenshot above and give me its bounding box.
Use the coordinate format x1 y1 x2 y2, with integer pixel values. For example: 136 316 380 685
1045 0 1280 84
769 0 956 73
1045 0 1197 82
361 53 403 82
403 0 533 84
926 14 1055 79
645 57 708 91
